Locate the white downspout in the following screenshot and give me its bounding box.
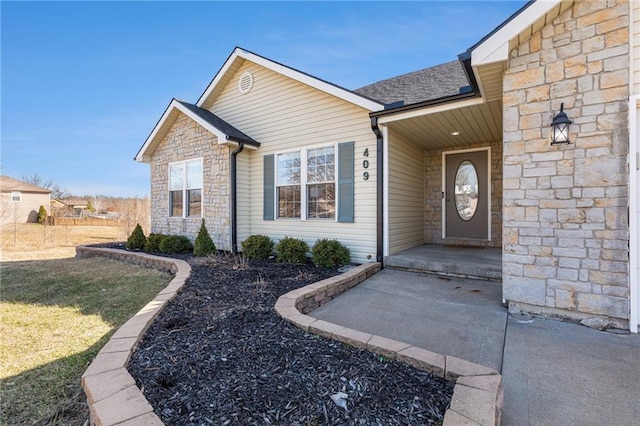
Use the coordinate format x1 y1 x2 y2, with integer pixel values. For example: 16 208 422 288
628 2 638 333
382 125 390 258
629 95 638 333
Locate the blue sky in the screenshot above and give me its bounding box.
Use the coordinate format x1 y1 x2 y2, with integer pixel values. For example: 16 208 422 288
2 1 526 197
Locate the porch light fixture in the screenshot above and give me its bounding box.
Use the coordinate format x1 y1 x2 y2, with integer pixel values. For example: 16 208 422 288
451 131 460 136
550 102 572 145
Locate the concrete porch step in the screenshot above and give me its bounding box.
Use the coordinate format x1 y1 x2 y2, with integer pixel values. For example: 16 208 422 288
384 244 502 281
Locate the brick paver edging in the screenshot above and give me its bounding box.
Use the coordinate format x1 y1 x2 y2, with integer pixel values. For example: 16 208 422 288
76 246 191 426
275 263 504 426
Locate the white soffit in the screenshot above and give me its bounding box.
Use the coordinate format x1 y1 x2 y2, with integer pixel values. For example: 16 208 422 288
471 0 565 66
377 97 485 124
196 48 385 112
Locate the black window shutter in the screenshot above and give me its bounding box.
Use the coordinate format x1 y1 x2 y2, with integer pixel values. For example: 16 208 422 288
263 154 275 220
338 141 354 223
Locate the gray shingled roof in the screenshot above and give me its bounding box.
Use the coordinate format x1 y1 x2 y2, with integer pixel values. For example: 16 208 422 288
0 176 51 193
354 60 469 106
177 101 260 146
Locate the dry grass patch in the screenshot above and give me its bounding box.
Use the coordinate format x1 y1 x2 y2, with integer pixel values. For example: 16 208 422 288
0 257 172 425
1 223 127 253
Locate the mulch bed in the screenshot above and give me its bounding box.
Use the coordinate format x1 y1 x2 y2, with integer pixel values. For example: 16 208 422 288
127 254 454 425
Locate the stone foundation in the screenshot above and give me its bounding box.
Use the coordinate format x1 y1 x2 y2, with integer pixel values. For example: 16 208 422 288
502 0 630 322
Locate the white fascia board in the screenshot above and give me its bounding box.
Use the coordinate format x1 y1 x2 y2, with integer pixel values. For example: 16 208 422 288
239 49 384 112
173 101 259 149
135 100 179 162
196 49 241 107
172 101 227 142
136 99 252 163
196 47 384 112
377 97 484 125
218 139 260 150
471 0 562 66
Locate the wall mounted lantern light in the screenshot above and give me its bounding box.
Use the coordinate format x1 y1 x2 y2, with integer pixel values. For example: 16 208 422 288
550 102 572 145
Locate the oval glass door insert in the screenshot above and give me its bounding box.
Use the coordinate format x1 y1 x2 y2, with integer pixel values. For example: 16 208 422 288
455 161 479 221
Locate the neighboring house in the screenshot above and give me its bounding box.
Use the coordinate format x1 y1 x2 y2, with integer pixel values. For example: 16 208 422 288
50 198 67 212
137 0 639 332
0 176 51 224
53 197 90 217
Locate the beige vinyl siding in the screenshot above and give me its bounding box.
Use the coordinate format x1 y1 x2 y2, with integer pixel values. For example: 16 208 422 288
387 130 425 255
211 61 377 263
200 58 246 110
634 1 640 94
236 150 252 243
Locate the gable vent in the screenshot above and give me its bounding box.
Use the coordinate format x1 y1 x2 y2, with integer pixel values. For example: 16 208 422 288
238 72 254 94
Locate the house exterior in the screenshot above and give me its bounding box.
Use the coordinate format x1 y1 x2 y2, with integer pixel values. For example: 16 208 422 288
137 0 639 333
0 176 51 225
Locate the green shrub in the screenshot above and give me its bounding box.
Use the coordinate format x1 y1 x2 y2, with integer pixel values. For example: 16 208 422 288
194 219 216 256
275 237 308 263
241 234 274 259
144 233 167 253
159 235 193 254
311 238 351 268
37 205 47 224
126 224 146 250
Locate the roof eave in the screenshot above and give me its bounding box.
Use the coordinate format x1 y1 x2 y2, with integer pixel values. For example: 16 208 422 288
135 99 177 163
135 99 260 162
196 47 385 112
226 135 261 148
370 91 480 119
469 0 565 67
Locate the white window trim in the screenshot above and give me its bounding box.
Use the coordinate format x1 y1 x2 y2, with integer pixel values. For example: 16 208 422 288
168 157 203 218
11 191 21 202
274 143 338 221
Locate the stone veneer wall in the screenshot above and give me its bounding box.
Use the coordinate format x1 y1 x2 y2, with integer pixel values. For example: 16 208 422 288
424 140 503 247
502 0 630 325
150 114 232 251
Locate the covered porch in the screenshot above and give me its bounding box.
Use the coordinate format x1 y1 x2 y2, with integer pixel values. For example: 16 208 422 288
378 97 504 278
384 244 502 281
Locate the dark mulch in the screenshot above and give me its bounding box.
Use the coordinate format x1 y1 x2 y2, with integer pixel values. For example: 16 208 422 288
127 255 454 425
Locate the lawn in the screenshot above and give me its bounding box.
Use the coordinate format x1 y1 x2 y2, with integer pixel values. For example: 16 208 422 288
1 223 129 254
0 257 172 425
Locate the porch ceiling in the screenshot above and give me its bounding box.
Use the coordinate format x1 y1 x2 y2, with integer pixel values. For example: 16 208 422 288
383 99 502 149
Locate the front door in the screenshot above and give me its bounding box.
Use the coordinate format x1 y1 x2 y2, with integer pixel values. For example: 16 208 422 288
443 149 490 240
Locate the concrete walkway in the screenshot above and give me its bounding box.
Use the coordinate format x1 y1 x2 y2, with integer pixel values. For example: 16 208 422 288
312 268 640 426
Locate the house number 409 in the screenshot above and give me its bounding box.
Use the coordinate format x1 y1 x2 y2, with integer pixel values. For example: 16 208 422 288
363 148 370 180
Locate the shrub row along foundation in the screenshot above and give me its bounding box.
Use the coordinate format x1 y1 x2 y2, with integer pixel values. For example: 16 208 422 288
276 263 504 426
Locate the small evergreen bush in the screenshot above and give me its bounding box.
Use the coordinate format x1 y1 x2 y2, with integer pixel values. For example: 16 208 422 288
275 237 308 263
159 235 193 254
241 234 274 259
37 205 47 224
312 238 351 268
126 224 146 250
194 219 216 256
144 233 167 253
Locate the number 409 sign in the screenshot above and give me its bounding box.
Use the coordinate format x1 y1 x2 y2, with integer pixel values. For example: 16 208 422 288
362 148 370 181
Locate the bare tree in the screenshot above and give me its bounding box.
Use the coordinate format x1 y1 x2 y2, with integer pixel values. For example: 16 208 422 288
119 196 150 237
89 196 104 213
21 173 69 199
